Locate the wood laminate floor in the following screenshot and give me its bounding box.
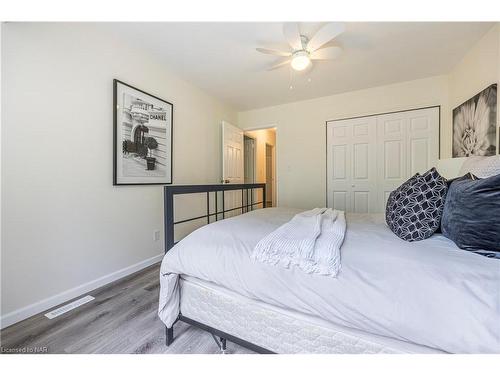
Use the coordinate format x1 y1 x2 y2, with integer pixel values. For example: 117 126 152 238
0 263 254 354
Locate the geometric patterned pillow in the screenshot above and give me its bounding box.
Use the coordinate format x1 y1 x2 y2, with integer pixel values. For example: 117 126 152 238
386 168 448 242
385 173 419 229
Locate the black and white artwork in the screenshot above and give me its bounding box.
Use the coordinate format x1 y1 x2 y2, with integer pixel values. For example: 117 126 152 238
113 80 173 185
452 84 497 158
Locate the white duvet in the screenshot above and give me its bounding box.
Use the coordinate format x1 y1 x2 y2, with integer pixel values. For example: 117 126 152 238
159 207 500 353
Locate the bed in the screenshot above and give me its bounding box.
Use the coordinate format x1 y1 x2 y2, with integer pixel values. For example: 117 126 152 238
159 184 500 354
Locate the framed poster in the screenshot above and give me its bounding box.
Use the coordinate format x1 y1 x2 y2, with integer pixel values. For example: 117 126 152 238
113 79 173 185
452 84 497 158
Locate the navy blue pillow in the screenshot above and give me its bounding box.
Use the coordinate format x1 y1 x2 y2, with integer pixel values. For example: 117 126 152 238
441 173 500 255
435 173 478 234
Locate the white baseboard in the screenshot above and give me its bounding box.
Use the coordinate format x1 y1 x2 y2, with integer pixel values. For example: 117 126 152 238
0 253 163 329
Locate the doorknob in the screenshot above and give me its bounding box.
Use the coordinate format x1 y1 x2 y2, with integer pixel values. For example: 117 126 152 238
221 179 230 184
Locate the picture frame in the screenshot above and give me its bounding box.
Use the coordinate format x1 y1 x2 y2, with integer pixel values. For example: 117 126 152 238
113 79 173 185
452 83 497 158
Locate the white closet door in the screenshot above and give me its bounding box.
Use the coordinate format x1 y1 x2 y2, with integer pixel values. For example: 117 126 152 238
376 107 439 211
406 107 439 176
327 107 439 213
327 116 377 213
376 111 408 211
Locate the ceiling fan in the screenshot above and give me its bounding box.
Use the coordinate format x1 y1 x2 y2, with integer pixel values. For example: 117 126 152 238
256 22 345 71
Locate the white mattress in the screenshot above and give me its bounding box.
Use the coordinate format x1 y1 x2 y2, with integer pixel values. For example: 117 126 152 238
159 207 500 353
180 276 443 354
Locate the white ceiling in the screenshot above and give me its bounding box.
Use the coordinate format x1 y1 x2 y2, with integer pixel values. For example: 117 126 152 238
102 22 494 111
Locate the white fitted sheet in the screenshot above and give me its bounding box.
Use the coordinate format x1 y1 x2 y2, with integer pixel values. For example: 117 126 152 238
159 207 500 353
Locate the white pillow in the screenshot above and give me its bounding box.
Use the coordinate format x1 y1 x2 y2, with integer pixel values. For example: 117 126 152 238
459 155 500 178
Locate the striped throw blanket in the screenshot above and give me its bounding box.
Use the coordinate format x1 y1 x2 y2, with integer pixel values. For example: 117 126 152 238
252 208 346 277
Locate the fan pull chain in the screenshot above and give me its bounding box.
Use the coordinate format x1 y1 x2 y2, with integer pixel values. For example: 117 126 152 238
288 66 294 90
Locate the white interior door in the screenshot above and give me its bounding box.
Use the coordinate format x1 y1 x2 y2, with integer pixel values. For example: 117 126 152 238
221 121 244 217
222 121 244 184
327 107 439 213
327 116 378 213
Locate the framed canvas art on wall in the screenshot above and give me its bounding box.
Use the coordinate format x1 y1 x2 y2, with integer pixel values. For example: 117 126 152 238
113 79 173 185
452 84 497 158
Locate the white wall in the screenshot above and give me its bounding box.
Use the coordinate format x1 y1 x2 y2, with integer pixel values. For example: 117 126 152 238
436 24 500 177
1 23 237 326
449 24 499 111
448 24 499 155
238 76 450 208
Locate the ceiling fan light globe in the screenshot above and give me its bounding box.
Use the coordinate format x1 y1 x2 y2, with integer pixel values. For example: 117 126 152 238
291 53 311 71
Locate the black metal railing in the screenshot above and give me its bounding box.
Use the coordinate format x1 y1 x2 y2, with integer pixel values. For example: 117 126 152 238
164 183 266 252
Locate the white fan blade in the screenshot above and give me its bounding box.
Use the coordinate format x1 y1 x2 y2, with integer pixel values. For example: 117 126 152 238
256 48 291 57
268 59 291 71
310 46 342 60
306 23 345 52
283 23 303 51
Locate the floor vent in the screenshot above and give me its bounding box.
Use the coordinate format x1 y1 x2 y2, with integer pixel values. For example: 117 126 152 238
44 295 95 319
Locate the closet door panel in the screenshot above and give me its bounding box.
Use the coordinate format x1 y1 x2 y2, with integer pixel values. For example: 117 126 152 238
327 117 377 213
384 140 404 179
353 191 369 213
327 121 352 212
332 191 348 211
377 113 408 212
353 143 369 179
332 144 348 179
409 138 429 175
350 118 377 213
406 107 439 176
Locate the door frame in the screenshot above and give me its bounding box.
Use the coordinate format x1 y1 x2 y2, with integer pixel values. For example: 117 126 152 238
243 134 257 184
242 124 279 206
325 105 441 207
265 142 276 207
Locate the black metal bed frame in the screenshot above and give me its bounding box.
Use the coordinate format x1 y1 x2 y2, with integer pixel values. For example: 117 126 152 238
163 183 274 354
